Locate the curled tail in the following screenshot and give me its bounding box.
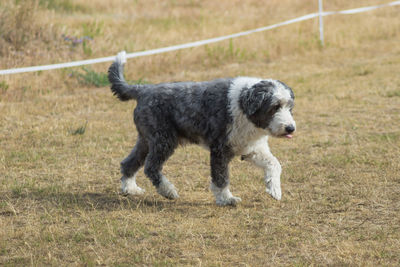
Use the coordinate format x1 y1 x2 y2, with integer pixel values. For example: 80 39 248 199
108 51 140 101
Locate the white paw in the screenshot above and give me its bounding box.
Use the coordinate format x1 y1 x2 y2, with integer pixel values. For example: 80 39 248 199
266 182 281 200
210 183 242 206
157 176 179 200
121 177 145 195
123 186 146 195
216 196 242 206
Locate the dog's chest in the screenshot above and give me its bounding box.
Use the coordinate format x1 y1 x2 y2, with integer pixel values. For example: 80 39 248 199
227 112 267 154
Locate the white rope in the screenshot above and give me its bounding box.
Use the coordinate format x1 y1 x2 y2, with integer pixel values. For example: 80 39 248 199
1 0 399 75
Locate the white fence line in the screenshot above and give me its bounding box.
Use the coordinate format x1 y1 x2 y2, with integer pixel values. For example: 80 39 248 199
1 0 399 76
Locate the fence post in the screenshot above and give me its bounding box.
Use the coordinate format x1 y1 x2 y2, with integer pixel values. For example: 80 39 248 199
318 0 324 46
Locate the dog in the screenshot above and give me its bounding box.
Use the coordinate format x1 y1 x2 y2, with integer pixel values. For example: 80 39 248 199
108 51 295 206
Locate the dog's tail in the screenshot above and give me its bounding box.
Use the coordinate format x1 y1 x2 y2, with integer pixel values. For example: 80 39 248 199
108 51 144 101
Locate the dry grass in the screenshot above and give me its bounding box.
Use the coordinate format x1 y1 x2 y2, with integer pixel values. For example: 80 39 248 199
1 0 400 265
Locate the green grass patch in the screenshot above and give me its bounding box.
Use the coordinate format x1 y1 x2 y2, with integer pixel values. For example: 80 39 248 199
205 40 256 65
39 0 87 13
70 67 149 88
367 132 400 142
0 80 9 93
82 21 104 39
71 67 109 87
69 121 88 136
386 90 400 97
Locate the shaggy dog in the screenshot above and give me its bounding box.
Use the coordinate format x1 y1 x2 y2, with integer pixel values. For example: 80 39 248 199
108 51 295 206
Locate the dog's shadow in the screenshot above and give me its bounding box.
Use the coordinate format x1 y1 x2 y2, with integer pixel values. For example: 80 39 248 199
3 188 215 214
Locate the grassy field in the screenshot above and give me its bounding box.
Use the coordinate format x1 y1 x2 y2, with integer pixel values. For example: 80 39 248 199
1 0 400 265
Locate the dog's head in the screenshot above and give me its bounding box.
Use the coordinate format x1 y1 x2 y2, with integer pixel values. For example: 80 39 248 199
239 80 296 138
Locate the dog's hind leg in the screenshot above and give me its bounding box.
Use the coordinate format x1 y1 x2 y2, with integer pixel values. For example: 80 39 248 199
241 136 282 200
120 136 148 195
143 135 179 200
209 146 241 206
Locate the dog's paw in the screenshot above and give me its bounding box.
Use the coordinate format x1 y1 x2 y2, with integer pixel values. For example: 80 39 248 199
265 176 281 200
121 186 146 196
210 183 241 206
266 184 281 200
158 186 179 200
157 177 179 200
121 177 145 196
216 196 242 206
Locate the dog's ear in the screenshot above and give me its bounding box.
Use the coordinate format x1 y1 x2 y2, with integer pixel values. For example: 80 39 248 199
239 81 274 116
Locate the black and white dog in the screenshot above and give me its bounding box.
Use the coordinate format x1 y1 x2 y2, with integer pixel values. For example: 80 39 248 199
108 51 295 206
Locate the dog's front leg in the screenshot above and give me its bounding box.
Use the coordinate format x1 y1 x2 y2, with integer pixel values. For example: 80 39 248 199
242 137 282 200
263 155 282 200
209 148 241 206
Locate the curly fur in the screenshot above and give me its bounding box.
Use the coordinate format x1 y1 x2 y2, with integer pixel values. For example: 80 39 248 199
108 52 296 205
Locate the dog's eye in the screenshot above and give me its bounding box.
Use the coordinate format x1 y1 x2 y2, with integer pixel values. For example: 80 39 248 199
272 104 281 112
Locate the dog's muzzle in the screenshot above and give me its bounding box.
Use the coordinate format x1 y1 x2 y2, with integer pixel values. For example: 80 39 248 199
283 124 295 139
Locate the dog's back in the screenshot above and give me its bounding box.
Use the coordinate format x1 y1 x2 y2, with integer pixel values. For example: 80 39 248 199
107 52 236 146
133 78 234 146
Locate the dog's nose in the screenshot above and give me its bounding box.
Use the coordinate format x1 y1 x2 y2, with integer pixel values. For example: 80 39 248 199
285 125 295 134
